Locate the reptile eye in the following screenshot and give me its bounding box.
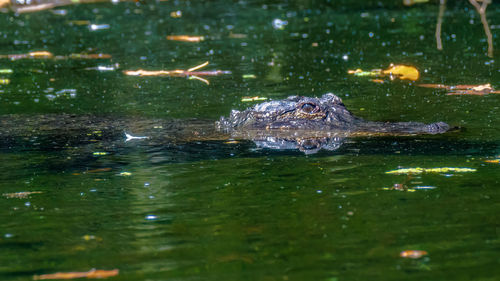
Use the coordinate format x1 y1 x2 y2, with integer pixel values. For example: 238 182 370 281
300 103 319 114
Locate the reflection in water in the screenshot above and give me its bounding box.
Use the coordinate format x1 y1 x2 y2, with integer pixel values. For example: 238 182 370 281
0 1 498 280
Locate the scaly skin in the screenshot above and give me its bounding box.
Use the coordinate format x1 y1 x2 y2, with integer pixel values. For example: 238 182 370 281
0 93 452 153
218 93 450 135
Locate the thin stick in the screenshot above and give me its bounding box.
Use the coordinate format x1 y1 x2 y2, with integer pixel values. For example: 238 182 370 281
189 76 210 85
187 61 209 72
468 0 493 57
435 0 446 51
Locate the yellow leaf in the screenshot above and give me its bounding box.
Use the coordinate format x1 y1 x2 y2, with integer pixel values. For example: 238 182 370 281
382 64 420 81
385 167 476 174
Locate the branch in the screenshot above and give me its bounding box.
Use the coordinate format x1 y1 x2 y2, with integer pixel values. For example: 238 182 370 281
435 0 446 51
468 0 493 57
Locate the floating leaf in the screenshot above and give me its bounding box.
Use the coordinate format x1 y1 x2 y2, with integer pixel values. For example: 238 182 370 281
0 78 9 84
347 68 381 77
400 250 428 259
348 64 419 81
166 35 204 42
67 20 91 26
371 79 385 84
241 96 268 102
403 0 429 6
418 83 500 95
229 32 247 39
382 64 420 81
33 269 119 280
0 51 110 61
3 191 43 199
119 172 132 176
86 168 112 173
386 167 476 174
382 184 436 192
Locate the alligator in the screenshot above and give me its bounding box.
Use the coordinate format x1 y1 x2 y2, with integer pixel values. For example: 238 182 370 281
0 93 451 154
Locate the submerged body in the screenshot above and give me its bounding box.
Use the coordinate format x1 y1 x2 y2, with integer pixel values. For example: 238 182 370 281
0 94 451 153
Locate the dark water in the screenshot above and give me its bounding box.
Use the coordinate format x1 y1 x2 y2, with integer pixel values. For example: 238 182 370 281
0 1 499 280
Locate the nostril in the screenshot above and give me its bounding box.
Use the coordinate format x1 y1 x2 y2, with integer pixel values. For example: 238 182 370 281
426 122 450 134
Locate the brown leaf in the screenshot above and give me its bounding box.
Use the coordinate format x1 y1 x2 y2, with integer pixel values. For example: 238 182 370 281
33 269 118 280
166 35 204 42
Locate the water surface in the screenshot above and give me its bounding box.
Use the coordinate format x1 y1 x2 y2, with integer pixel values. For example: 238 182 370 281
0 1 499 280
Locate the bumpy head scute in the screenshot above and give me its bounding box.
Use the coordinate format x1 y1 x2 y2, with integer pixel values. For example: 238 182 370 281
217 93 357 131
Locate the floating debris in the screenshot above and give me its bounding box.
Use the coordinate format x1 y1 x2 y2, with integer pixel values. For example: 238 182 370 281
170 10 182 18
0 78 9 85
125 132 149 142
386 167 476 175
3 191 43 199
348 69 380 77
119 172 132 176
229 32 247 39
67 20 91 26
85 168 112 173
418 83 500 96
92 152 108 156
33 269 119 280
403 0 429 6
382 64 420 80
348 64 420 81
242 74 256 79
241 96 268 102
0 69 13 74
84 63 120 72
0 51 111 61
166 35 204 42
400 250 428 259
382 184 437 192
124 61 231 85
484 157 500 164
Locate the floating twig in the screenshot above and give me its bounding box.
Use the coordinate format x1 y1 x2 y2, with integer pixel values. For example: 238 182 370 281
0 51 111 61
123 62 231 85
418 83 500 95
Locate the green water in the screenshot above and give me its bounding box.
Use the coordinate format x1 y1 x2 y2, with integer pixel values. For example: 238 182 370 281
0 1 499 280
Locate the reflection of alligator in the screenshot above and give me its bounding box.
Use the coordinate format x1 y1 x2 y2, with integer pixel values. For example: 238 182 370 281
0 93 451 153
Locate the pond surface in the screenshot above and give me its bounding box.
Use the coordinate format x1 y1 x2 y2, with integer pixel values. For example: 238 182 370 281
0 1 499 280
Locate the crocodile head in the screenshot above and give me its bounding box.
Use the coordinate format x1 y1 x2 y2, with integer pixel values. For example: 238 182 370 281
217 93 359 131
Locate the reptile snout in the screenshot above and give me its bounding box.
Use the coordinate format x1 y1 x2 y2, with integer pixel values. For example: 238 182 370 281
426 122 450 134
